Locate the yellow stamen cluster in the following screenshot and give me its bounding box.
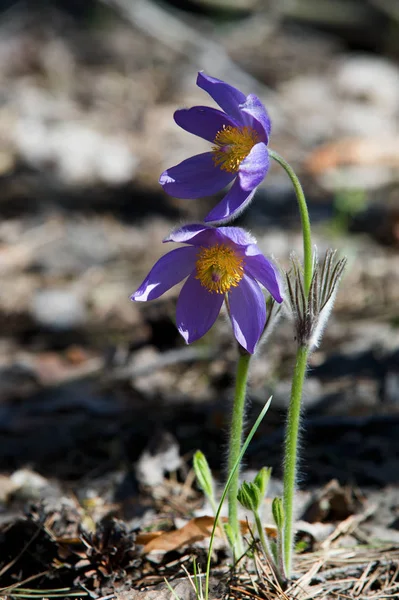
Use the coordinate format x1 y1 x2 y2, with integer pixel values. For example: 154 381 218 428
195 243 244 294
212 125 259 173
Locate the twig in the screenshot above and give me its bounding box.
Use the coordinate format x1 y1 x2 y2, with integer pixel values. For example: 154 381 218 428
321 504 376 549
0 570 52 594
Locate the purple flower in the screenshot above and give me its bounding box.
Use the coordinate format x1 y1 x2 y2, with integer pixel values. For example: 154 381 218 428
159 72 271 224
131 224 283 354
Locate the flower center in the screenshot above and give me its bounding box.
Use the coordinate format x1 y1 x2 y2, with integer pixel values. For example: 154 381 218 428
212 125 260 173
195 243 244 294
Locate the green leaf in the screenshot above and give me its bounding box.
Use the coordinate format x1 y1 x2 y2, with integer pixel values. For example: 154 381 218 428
193 450 214 500
237 481 261 512
272 497 285 531
253 466 272 499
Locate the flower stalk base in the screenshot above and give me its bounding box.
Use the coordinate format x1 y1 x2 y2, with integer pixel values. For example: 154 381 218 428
227 350 251 558
282 344 309 576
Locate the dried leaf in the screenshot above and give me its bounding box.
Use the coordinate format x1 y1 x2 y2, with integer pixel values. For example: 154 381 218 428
137 516 277 554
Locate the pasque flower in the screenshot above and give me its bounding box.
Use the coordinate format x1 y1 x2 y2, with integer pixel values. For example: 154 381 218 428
159 73 271 224
131 224 283 353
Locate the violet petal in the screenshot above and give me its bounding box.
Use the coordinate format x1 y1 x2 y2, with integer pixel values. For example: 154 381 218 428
245 251 284 303
159 152 234 199
228 275 266 353
238 142 269 192
197 72 247 123
164 223 222 247
204 178 255 224
218 226 257 246
240 94 271 142
176 273 224 343
131 246 197 302
174 106 238 143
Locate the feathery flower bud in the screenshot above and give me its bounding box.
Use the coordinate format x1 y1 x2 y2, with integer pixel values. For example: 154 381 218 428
286 249 346 350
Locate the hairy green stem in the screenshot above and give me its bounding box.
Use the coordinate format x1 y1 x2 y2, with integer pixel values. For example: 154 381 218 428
268 149 313 294
254 512 285 585
227 350 251 558
269 149 313 577
282 345 309 576
205 397 273 600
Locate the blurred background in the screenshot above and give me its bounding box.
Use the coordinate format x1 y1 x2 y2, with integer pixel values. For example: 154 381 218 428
0 0 398 508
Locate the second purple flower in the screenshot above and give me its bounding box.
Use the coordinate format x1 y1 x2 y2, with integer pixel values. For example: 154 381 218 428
159 72 272 224
131 224 283 354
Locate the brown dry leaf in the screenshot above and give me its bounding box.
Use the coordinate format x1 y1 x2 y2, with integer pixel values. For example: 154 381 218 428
137 516 219 553
65 345 91 365
137 516 277 554
305 136 399 174
29 351 102 386
31 352 79 385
